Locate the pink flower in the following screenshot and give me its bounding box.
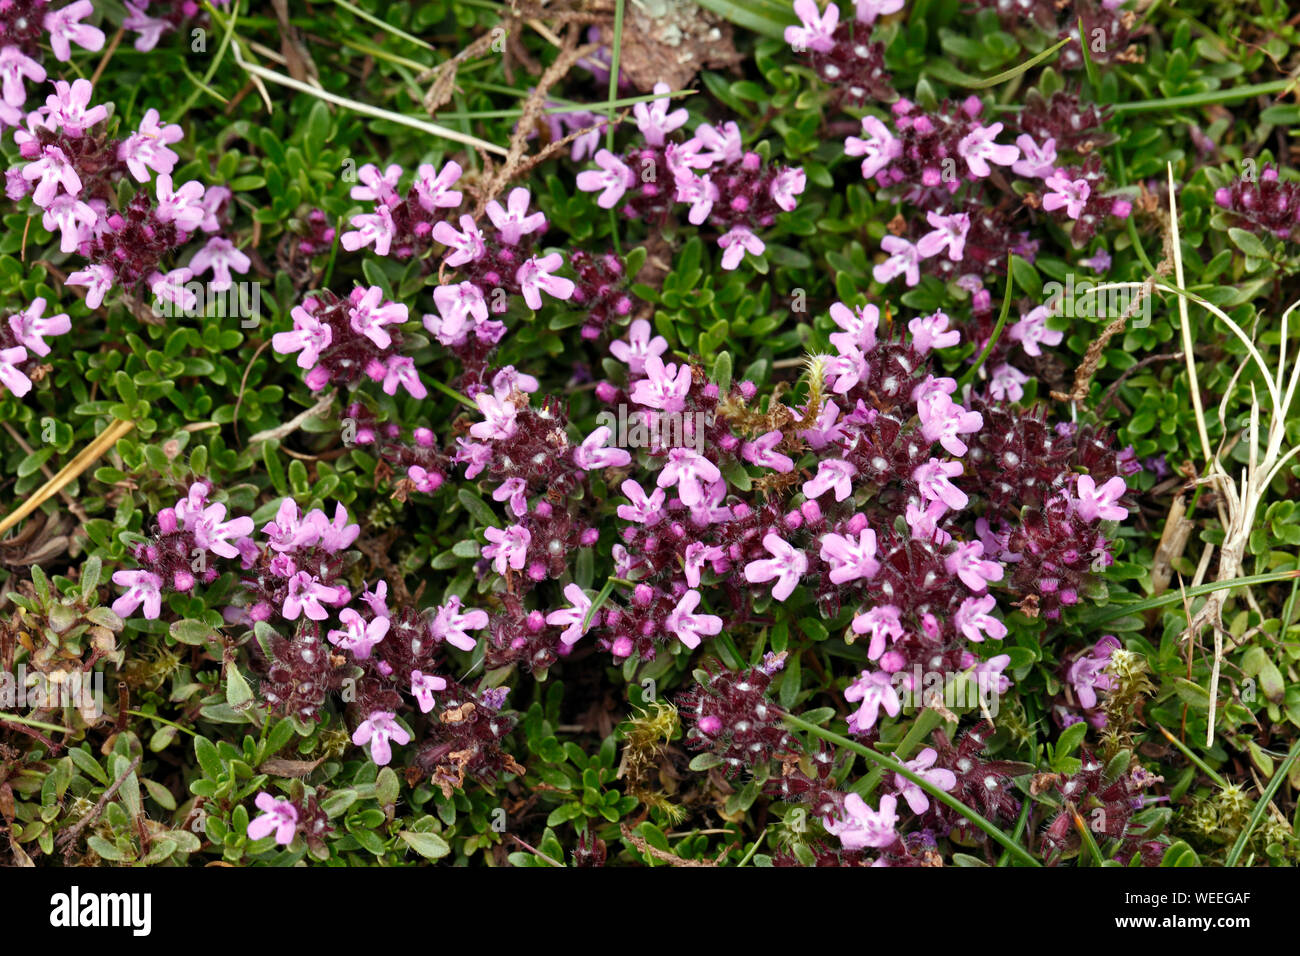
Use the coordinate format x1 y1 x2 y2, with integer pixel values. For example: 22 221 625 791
577 149 636 208
247 793 298 845
190 503 254 559
262 499 317 552
413 160 463 211
23 145 81 206
430 281 488 344
824 792 898 850
575 426 632 470
785 0 839 53
44 1 107 62
829 301 879 355
429 596 489 652
153 173 206 231
954 594 1007 642
1067 636 1121 709
904 499 951 546
682 121 743 168
0 46 44 110
718 226 765 270
844 670 901 733
610 319 669 374
657 447 722 507
872 235 921 286
617 479 666 525
1008 305 1063 357
348 286 407 349
630 354 692 412
893 748 957 814
470 392 518 441
312 503 361 553
988 363 1028 401
804 458 856 502
744 532 808 601
684 542 724 587
916 211 970 262
483 524 531 574
150 268 197 313
855 0 904 23
327 608 390 659
820 528 881 584
665 589 723 649
851 604 903 660
67 264 115 309
741 431 794 473
517 252 575 309
845 115 902 180
341 205 396 256
431 214 485 266
110 570 163 620
350 163 402 202
1011 134 1057 179
8 298 70 357
957 122 1019 178
123 1 171 50
273 305 333 369
45 78 107 136
282 572 338 621
945 541 1004 592
492 477 529 517
770 166 806 211
351 711 410 766
908 310 960 353
918 393 982 457
633 82 688 146
411 670 448 713
913 457 968 511
546 583 593 646
1073 474 1128 522
1042 171 1091 219
486 187 547 245
189 237 250 292
674 169 718 225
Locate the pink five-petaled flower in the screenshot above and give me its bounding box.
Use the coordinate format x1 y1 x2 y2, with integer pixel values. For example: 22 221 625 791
913 457 968 511
770 167 806 212
631 354 692 412
9 298 70 357
111 570 163 620
829 301 879 355
804 458 857 502
846 115 901 180
493 477 528 517
824 792 898 851
988 363 1028 402
546 583 593 646
851 604 904 661
483 524 531 575
431 214 485 266
413 160 463 211
431 281 488 342
656 447 721 508
956 122 1019 178
744 532 808 602
575 425 632 470
576 149 636 208
820 528 881 585
413 671 449 712
348 286 407 349
45 78 107 137
918 393 982 457
1042 171 1091 219
610 318 668 374
855 0 904 22
470 392 518 441
954 594 1007 643
191 503 254 559
1011 134 1057 179
42 193 95 253
67 263 114 309
917 210 971 262
665 589 723 649
908 310 960 354
352 711 410 766
248 793 298 845
313 502 361 553
717 226 765 270
684 541 724 587
411 670 448 713
262 498 318 552
341 205 395 256
893 748 957 814
326 608 390 660
23 145 80 206
741 431 794 473
617 479 666 525
844 670 901 734
273 305 332 369
785 0 839 52
486 187 547 245
1008 305 1063 357
1073 474 1129 522
153 174 207 232
633 82 688 146
429 596 489 652
44 1 107 62
1067 636 1120 709
517 253 575 309
282 572 339 622
945 541 1004 592
189 237 250 292
872 235 921 286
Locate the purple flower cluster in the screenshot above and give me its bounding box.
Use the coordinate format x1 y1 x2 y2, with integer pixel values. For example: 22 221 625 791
1215 163 1300 243
784 0 899 106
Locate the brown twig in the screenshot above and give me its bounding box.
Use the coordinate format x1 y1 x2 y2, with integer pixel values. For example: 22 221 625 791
57 754 141 861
